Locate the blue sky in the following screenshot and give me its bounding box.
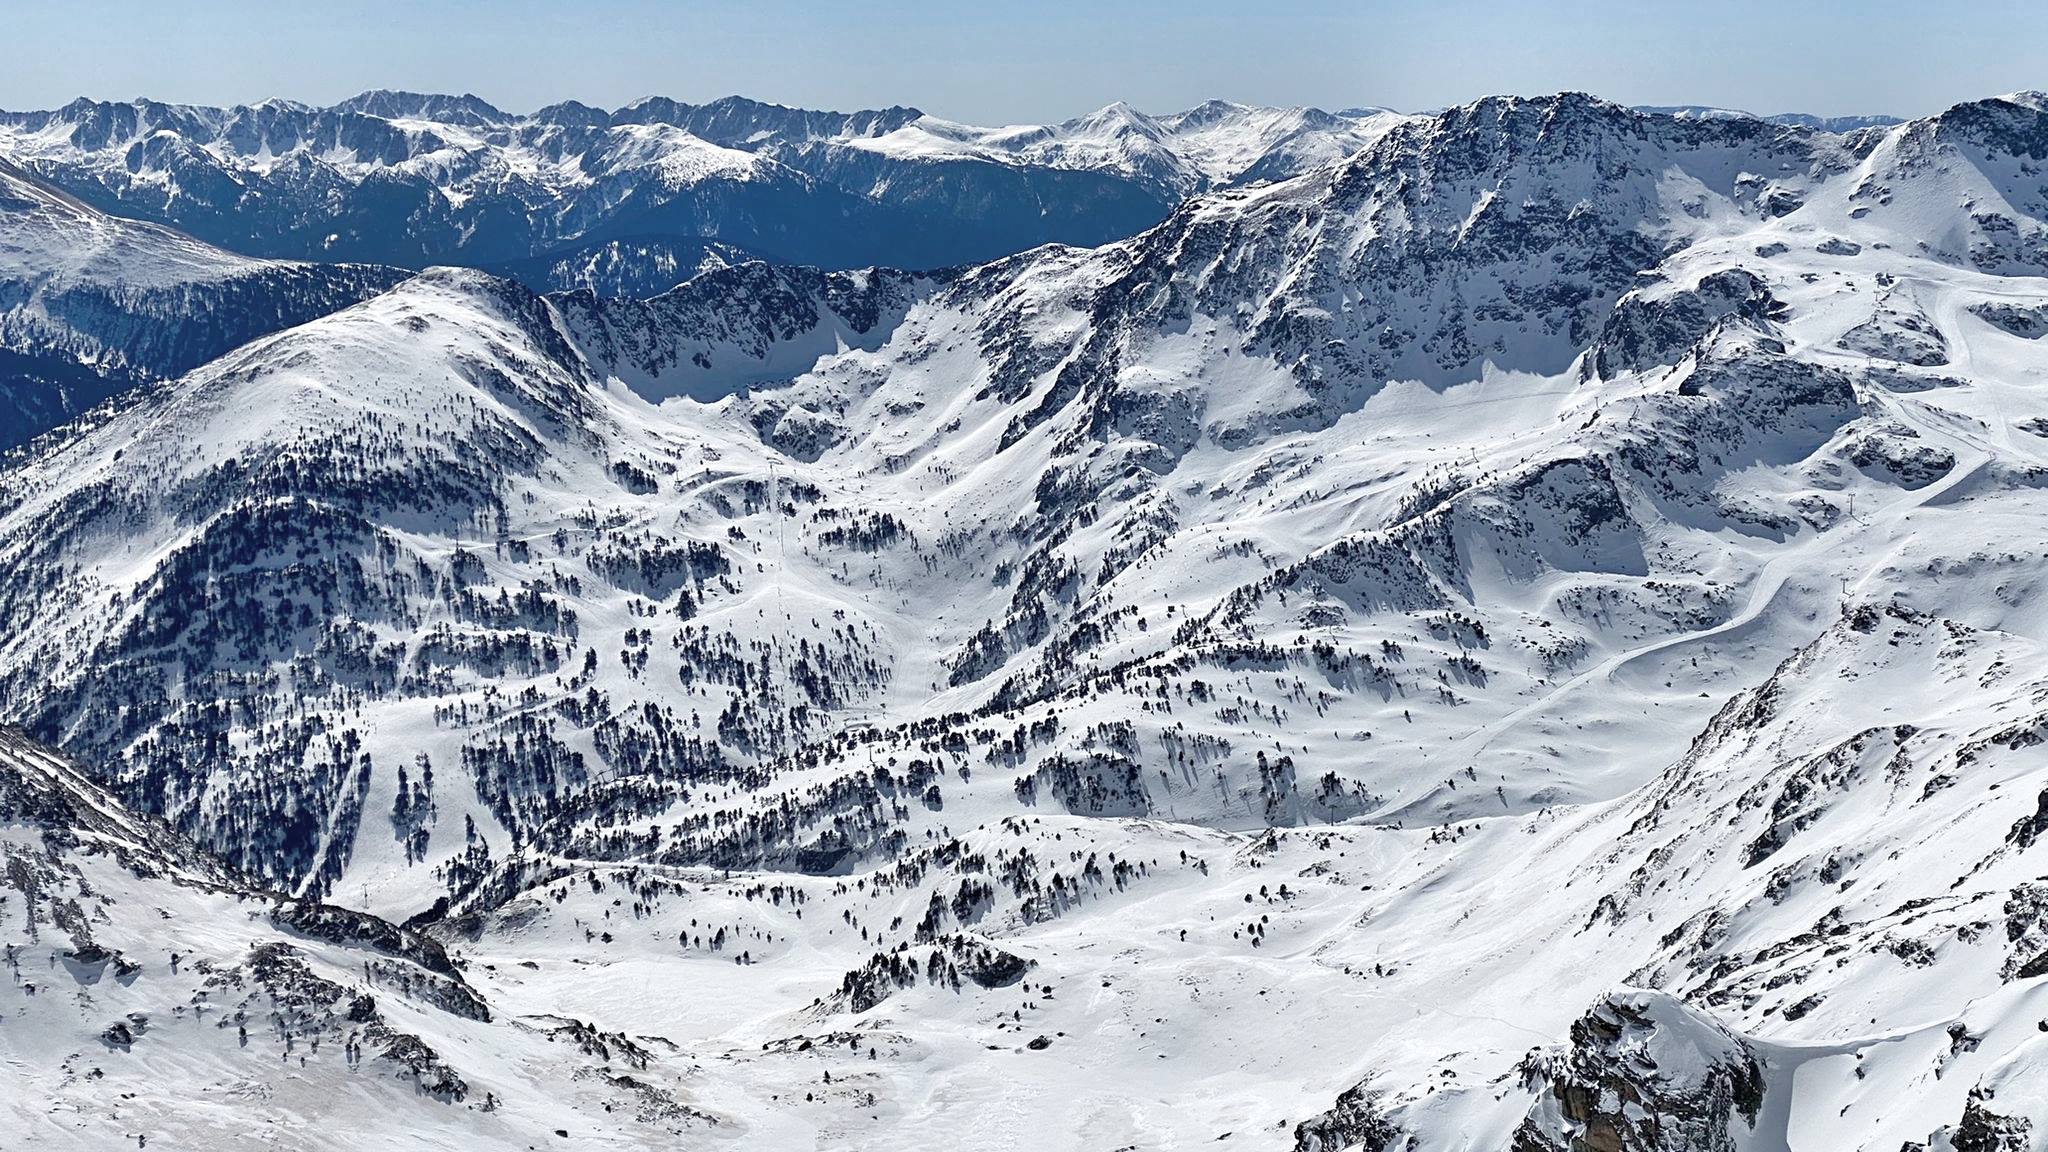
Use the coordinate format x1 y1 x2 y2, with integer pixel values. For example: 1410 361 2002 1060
2 0 2044 121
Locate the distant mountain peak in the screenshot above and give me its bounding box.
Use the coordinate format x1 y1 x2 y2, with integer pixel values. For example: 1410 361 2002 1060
332 88 510 126
1636 103 1906 132
0 90 1397 282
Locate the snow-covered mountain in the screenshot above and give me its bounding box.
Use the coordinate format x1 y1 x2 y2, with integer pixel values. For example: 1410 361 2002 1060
0 157 403 447
0 92 1397 290
8 90 2048 1149
806 97 1394 193
1637 104 1907 133
481 235 756 298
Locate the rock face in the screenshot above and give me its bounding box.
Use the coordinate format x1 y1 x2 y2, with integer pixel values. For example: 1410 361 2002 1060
0 727 507 1129
1951 1099 2035 1152
1970 301 2048 339
1293 1082 1401 1152
1513 991 1765 1152
0 725 238 885
1586 268 1786 379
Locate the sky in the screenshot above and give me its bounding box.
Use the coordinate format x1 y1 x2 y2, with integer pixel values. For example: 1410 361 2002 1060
0 0 2044 123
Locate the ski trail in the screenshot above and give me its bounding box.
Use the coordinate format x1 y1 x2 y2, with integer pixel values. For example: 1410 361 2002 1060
1443 425 1993 771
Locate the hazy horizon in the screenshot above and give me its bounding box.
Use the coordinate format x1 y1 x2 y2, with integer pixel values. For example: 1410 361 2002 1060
3 0 2044 125
0 85 1969 124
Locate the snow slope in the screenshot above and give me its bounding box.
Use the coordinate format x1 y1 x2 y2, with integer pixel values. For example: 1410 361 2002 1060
5 91 2048 1149
0 158 402 448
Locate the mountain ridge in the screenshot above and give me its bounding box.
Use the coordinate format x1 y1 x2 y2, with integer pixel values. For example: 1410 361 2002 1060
0 90 1398 289
0 155 405 448
8 87 2048 1150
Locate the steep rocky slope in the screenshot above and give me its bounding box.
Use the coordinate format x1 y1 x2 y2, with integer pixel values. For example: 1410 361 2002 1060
0 725 752 1150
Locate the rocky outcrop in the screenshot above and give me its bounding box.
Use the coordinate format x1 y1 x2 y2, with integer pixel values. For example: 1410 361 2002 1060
1950 1095 2034 1152
1513 991 1764 1152
1294 1081 1401 1152
1586 268 1786 379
